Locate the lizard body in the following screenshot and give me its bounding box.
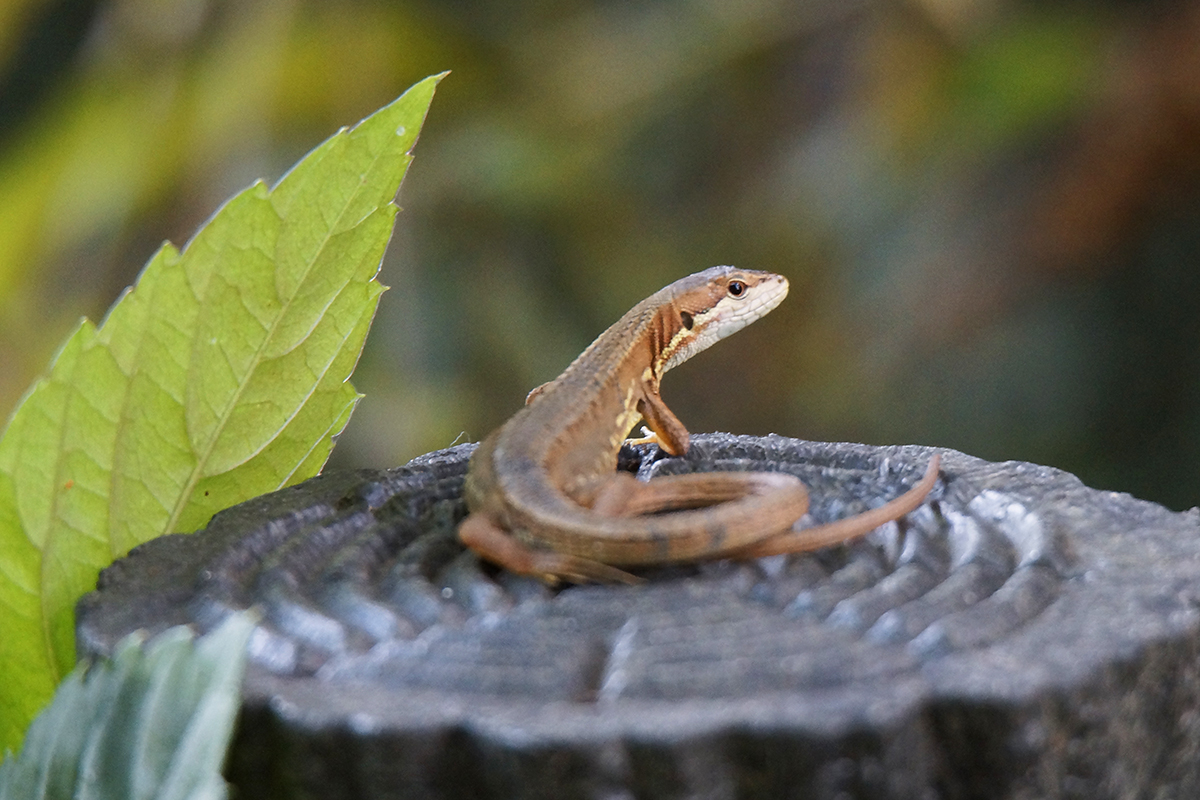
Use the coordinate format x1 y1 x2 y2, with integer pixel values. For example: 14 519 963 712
459 266 940 584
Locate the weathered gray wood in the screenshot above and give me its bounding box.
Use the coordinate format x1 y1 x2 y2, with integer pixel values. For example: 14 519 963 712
76 434 1200 799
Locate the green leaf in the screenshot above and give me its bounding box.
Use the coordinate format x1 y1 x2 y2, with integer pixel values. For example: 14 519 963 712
0 613 256 800
0 73 445 753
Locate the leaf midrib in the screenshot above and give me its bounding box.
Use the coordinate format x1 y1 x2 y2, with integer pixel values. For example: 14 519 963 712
161 166 382 537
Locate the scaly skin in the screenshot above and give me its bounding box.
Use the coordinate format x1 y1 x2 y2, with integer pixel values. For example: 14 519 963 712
458 266 940 584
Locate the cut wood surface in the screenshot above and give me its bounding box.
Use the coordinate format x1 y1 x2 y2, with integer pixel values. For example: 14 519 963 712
76 434 1200 799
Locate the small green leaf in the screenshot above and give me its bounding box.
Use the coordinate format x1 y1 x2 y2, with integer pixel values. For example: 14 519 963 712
0 613 255 800
0 73 445 753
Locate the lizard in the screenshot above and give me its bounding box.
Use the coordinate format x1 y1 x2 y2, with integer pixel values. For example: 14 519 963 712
458 266 941 584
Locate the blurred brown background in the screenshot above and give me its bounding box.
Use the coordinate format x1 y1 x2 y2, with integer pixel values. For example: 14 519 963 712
2 0 1199 509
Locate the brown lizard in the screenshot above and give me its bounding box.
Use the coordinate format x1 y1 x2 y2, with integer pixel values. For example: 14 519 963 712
459 266 940 584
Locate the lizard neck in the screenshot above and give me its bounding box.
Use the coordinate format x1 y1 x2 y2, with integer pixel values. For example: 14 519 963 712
501 297 683 494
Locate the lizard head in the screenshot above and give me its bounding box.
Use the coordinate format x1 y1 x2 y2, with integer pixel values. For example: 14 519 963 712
658 266 789 374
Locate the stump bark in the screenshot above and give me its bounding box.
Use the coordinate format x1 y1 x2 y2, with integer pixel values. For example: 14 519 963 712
76 434 1200 799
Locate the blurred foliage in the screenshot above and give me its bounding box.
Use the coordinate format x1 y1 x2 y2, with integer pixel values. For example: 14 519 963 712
0 613 254 800
2 0 1200 509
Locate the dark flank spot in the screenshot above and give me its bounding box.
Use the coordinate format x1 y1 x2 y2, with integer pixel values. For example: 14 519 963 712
508 455 539 474
680 311 694 330
707 523 726 552
651 529 672 561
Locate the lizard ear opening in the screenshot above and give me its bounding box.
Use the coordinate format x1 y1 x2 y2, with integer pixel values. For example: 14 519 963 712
680 311 694 330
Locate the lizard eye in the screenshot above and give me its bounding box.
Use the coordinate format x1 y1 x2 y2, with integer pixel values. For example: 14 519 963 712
728 280 747 297
680 311 694 330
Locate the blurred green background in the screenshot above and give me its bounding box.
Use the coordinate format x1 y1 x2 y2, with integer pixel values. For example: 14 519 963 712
2 0 1199 509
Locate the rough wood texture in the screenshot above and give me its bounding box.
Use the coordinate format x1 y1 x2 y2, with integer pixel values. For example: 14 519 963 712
76 434 1200 799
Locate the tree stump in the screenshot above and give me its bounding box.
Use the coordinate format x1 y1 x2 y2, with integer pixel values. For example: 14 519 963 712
76 434 1200 799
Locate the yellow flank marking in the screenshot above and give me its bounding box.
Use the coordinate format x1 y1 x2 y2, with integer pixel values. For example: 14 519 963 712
657 325 696 373
609 384 641 449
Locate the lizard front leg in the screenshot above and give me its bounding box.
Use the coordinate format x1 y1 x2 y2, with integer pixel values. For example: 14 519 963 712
636 388 689 456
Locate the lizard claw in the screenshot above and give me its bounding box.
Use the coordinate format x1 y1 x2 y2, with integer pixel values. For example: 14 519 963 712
624 425 659 447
